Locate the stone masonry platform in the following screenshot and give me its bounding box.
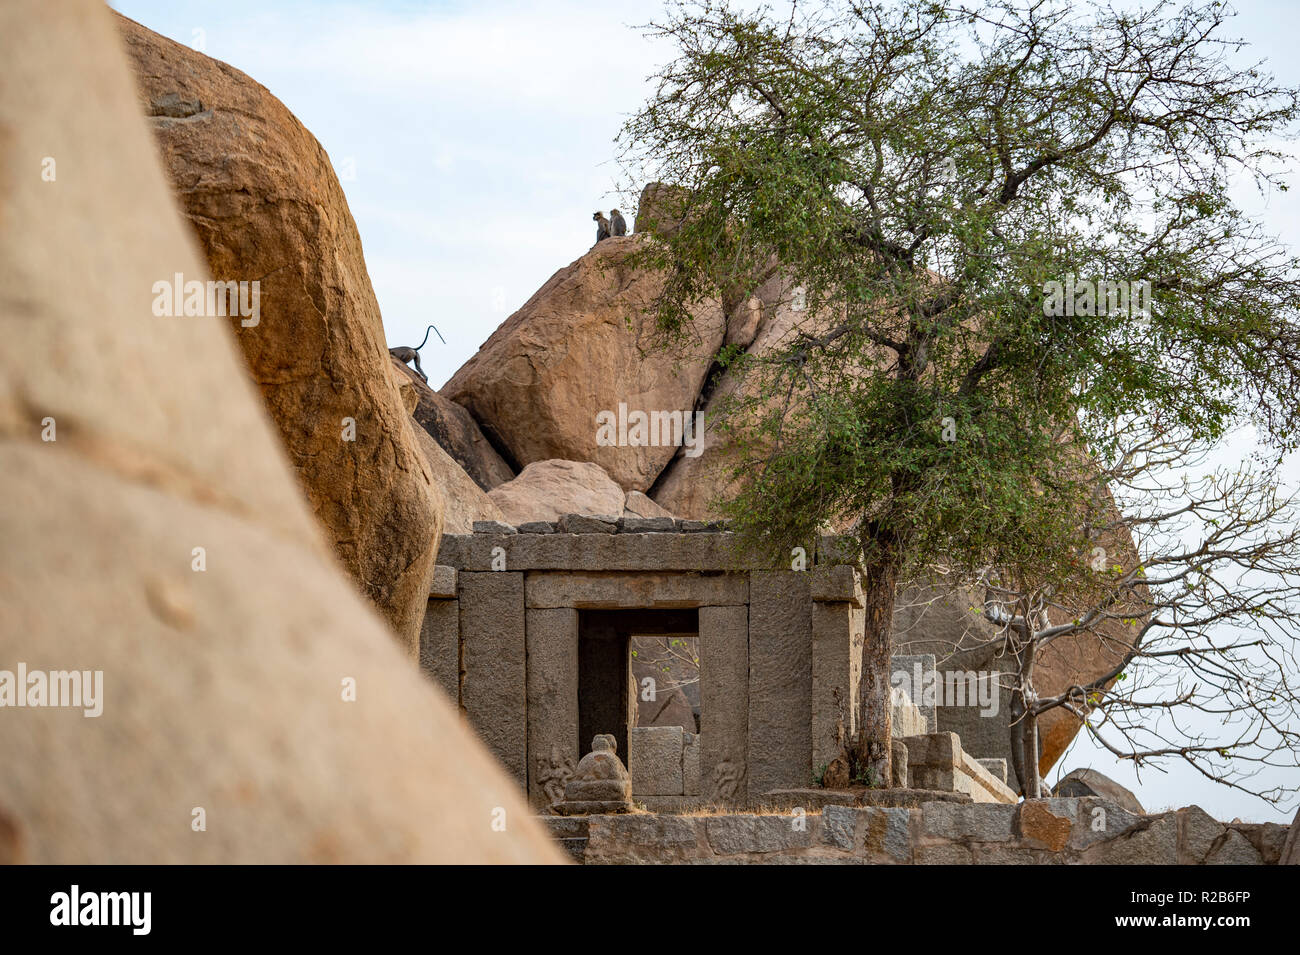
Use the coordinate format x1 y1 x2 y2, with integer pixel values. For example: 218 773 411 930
540 801 1290 865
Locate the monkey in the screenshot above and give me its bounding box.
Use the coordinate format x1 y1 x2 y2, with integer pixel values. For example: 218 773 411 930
388 324 444 383
609 208 627 236
593 211 611 243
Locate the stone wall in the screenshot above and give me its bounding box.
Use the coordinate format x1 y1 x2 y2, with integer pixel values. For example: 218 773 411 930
431 521 865 808
542 801 1291 865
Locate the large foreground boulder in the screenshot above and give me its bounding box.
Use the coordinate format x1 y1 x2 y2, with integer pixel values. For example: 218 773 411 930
0 0 560 864
117 13 441 651
443 236 726 492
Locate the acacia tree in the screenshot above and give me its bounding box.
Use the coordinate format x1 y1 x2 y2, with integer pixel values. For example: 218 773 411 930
619 0 1300 784
972 412 1300 802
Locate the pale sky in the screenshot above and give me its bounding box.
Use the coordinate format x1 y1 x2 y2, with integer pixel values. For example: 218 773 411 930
111 0 1299 822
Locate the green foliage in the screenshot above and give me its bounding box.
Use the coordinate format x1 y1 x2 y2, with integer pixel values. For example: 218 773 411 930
619 0 1300 586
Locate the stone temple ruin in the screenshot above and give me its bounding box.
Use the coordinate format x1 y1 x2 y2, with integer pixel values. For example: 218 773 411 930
421 517 1297 864
424 516 1018 814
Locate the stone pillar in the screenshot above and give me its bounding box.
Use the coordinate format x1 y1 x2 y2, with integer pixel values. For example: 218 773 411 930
418 565 460 703
699 605 748 805
746 571 812 801
458 571 526 786
525 607 579 809
810 599 862 774
419 600 460 703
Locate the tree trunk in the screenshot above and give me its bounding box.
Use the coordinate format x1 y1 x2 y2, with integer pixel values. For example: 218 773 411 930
853 531 903 787
1010 625 1042 798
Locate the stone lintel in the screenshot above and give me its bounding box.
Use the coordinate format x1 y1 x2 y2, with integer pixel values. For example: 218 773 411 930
437 532 772 572
524 571 747 609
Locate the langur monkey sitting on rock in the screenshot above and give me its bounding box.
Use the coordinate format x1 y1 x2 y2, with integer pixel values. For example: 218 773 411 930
609 209 627 236
593 211 611 243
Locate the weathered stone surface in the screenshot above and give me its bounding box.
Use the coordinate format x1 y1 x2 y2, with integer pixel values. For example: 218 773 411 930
821 805 859 850
582 813 699 863
903 732 1015 803
891 740 909 788
1054 768 1145 814
1205 829 1262 865
683 733 701 796
120 13 442 651
0 1 560 863
443 237 725 491
1178 805 1226 863
629 726 685 796
651 270 816 519
977 759 1008 785
619 516 677 533
624 490 674 519
418 599 459 700
811 600 861 773
458 572 526 784
1019 800 1073 851
488 460 626 525
1282 806 1300 865
438 531 760 573
429 565 457 599
959 750 1018 804
916 844 973 864
1083 813 1179 865
1066 798 1142 850
557 735 633 815
890 687 928 738
473 520 516 534
823 806 912 862
706 814 815 854
526 608 580 809
890 654 938 734
861 807 913 862
526 572 749 610
518 521 555 534
557 513 619 534
1231 822 1288 865
681 520 727 532
391 357 515 491
699 605 750 806
920 802 1017 843
410 421 506 534
809 565 863 605
747 572 813 800
633 181 692 237
971 846 1057 865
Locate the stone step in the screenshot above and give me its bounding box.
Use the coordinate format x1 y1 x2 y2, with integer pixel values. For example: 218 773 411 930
558 837 588 863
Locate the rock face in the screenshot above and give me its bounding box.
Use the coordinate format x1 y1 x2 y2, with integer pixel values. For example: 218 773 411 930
488 460 626 525
624 490 674 519
442 236 726 491
651 268 810 518
117 13 441 651
1281 807 1300 865
1053 769 1144 814
392 359 515 491
409 426 506 534
0 0 561 864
